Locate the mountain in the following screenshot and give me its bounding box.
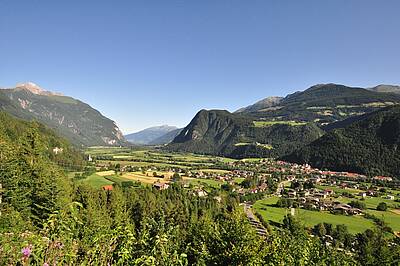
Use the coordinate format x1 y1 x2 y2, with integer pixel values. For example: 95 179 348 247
235 96 283 113
148 128 183 145
0 82 126 147
369 84 400 94
0 111 84 168
167 83 400 159
167 109 324 158
282 105 400 177
242 83 400 125
125 125 179 145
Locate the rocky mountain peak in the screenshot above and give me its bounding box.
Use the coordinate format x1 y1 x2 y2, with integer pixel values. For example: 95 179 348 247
15 82 63 96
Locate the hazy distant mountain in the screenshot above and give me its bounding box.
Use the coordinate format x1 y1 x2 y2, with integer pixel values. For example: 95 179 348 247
0 82 126 146
369 84 400 94
125 125 179 145
148 128 183 145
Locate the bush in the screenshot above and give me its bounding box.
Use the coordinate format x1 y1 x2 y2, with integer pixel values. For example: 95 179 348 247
377 202 388 211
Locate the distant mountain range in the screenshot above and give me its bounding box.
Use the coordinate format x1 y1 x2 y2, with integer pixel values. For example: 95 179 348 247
167 83 400 172
125 125 182 145
0 82 126 147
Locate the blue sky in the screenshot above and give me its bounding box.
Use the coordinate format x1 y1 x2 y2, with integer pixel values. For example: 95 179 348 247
1 1 400 133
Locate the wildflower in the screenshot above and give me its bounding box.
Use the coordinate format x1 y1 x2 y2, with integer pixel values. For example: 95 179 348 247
21 245 32 258
43 263 49 266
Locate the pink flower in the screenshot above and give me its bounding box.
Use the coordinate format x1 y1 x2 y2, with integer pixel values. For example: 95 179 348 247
21 245 32 258
43 263 49 266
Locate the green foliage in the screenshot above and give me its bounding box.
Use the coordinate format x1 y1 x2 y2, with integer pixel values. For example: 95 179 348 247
167 109 324 159
377 202 388 211
349 200 367 210
1 112 399 264
283 105 400 177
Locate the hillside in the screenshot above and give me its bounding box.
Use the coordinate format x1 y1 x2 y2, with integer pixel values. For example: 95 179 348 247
0 82 126 146
125 125 179 145
244 83 400 125
369 84 400 94
167 109 324 158
235 96 283 113
282 105 400 177
0 111 84 168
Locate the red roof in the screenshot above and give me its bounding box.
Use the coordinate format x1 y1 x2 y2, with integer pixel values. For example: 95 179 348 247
102 185 113 191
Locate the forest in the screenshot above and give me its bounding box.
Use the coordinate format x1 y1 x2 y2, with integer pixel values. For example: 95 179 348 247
1 113 399 265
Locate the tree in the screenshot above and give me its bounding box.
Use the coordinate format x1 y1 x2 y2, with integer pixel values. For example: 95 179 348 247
377 202 388 211
349 200 366 209
172 172 182 181
313 223 327 237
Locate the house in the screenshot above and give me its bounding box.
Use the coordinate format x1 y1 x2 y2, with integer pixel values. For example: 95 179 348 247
374 176 393 182
153 182 169 190
323 189 334 196
102 185 113 191
194 188 208 197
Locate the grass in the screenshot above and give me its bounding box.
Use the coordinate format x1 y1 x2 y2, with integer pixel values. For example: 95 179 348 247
198 169 230 174
316 185 363 194
80 173 114 188
253 120 307 127
234 177 245 184
122 171 173 184
235 142 273 149
96 170 116 176
254 197 375 234
365 210 400 232
183 177 222 188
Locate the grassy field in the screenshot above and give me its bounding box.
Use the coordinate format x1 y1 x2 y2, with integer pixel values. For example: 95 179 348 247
80 173 114 188
235 142 273 149
254 197 375 234
122 171 174 184
253 121 307 127
183 177 223 188
366 210 400 232
198 169 230 174
316 185 363 194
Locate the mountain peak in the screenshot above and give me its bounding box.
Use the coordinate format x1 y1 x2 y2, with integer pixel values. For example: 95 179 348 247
15 82 63 96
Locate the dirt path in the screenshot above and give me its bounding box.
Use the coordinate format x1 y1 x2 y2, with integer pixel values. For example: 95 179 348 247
243 203 268 237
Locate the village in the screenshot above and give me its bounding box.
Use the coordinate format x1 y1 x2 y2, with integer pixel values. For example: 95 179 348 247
84 147 400 234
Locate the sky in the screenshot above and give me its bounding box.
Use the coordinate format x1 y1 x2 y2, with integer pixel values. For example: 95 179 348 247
1 0 400 133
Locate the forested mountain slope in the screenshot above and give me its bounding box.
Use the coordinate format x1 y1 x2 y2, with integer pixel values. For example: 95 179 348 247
244 83 400 125
282 105 400 177
0 111 84 169
167 109 324 158
0 82 126 146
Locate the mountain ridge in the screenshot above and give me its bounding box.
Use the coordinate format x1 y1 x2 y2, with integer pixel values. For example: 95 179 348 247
0 83 126 147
